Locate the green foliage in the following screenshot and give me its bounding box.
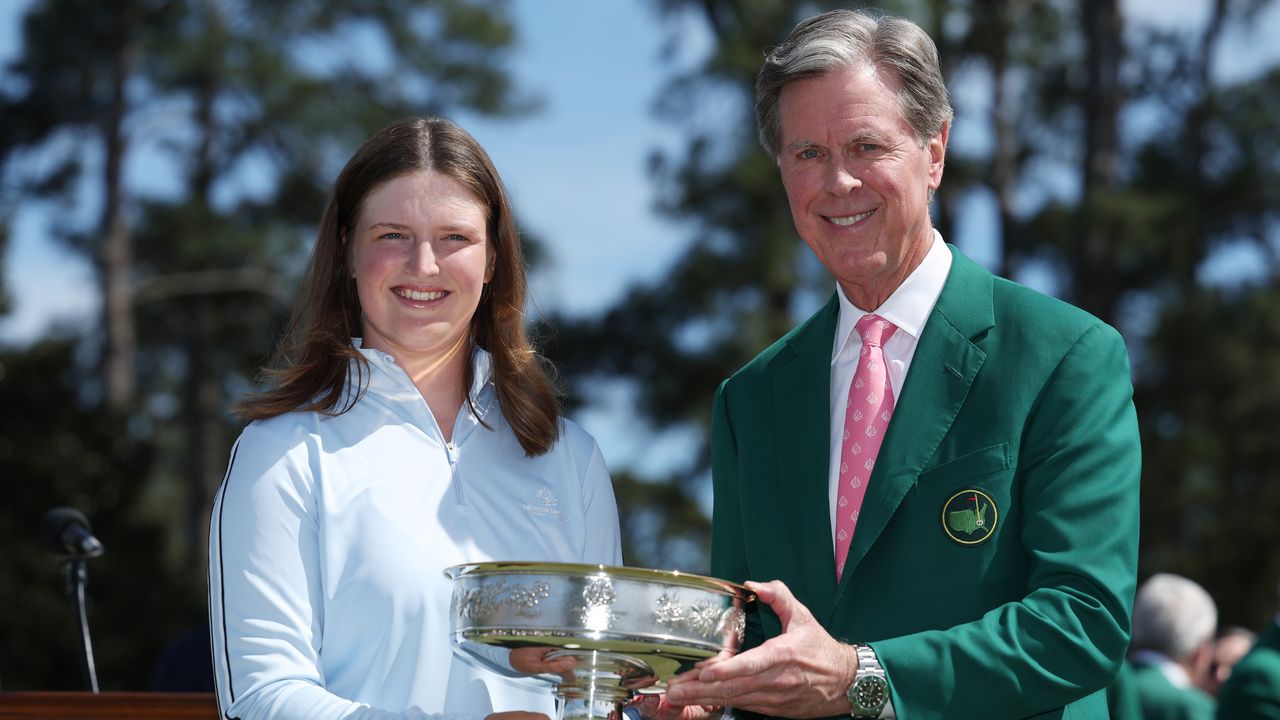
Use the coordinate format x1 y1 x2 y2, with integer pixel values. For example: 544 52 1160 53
1100 9 1280 628
551 0 1280 632
3 0 1279 692
612 470 711 573
0 0 531 691
0 339 204 691
1138 287 1280 628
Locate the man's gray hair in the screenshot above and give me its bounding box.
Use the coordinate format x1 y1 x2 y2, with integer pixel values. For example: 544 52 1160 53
1130 573 1218 662
755 8 954 158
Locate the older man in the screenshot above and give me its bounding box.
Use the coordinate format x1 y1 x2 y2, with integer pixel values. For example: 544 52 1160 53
663 8 1140 720
1128 573 1218 720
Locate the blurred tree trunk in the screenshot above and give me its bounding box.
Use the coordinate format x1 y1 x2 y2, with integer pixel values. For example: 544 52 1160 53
181 0 224 567
990 1 1020 279
923 0 955 246
1182 0 1229 285
1 0 533 689
100 7 139 413
1076 0 1125 324
184 301 222 568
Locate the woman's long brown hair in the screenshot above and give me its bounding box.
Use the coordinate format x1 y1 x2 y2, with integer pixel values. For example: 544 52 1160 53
234 117 561 456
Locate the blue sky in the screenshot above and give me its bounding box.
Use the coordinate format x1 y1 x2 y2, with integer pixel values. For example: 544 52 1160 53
2 0 1279 480
0 0 707 341
0 0 717 477
11 1 1278 341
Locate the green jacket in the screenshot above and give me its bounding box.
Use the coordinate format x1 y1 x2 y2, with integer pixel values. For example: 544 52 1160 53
1131 661 1215 720
710 245 1141 719
1217 622 1280 719
1107 659 1143 720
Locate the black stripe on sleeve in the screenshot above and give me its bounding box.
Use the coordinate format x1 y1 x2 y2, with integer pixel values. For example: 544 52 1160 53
215 439 240 715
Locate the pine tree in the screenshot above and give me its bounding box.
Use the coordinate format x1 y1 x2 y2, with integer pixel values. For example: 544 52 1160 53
0 0 531 689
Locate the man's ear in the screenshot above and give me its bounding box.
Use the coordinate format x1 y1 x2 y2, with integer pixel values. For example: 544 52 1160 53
928 120 950 190
1188 638 1217 685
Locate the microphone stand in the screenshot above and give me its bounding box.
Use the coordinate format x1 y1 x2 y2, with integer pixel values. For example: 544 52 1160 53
62 555 100 692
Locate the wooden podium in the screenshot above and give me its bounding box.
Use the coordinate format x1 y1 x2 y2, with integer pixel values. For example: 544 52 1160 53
0 692 217 719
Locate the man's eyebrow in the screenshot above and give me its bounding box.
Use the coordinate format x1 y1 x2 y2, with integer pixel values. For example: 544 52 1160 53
786 139 818 151
847 132 885 144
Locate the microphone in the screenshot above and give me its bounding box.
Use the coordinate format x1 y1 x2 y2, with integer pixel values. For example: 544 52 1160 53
40 507 106 558
39 506 104 691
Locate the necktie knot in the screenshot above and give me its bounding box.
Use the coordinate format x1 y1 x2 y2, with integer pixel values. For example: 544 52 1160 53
856 314 897 349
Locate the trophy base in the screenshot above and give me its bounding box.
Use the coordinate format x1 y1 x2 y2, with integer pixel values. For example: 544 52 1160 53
551 649 655 720
560 695 626 720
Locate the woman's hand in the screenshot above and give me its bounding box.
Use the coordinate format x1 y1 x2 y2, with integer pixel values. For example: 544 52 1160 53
629 693 719 720
509 646 577 683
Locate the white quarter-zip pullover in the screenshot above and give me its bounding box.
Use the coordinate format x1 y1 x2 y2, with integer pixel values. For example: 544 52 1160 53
209 347 622 720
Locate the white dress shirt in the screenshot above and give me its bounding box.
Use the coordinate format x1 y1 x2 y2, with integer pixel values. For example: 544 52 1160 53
828 230 952 548
1130 649 1196 688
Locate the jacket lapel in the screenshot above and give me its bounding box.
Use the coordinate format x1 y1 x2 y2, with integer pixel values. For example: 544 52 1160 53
770 295 840 620
831 246 996 613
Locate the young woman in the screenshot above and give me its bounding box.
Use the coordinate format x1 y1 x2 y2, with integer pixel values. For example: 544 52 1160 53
208 117 621 720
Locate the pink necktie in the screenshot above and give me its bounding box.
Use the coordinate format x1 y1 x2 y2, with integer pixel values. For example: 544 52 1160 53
835 314 898 581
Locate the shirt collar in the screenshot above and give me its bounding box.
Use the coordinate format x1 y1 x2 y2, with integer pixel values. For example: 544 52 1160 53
351 338 495 417
1130 649 1195 688
832 229 952 363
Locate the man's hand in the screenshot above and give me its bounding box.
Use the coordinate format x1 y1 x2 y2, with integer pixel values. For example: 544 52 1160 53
663 580 858 718
509 646 577 683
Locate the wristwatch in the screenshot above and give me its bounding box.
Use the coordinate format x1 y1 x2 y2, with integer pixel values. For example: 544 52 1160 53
847 644 889 718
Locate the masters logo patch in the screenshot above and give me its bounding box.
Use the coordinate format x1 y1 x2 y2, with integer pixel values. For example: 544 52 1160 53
941 488 998 545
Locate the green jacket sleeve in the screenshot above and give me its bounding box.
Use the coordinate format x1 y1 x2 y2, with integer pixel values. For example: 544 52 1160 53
710 379 764 650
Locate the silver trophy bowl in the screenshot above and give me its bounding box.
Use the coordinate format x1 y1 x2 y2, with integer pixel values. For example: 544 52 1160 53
445 561 753 720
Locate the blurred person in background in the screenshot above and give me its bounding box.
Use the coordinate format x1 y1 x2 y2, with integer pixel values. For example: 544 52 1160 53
1106 656 1143 720
1216 582 1280 719
1129 573 1218 720
1203 626 1257 696
208 116 621 720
